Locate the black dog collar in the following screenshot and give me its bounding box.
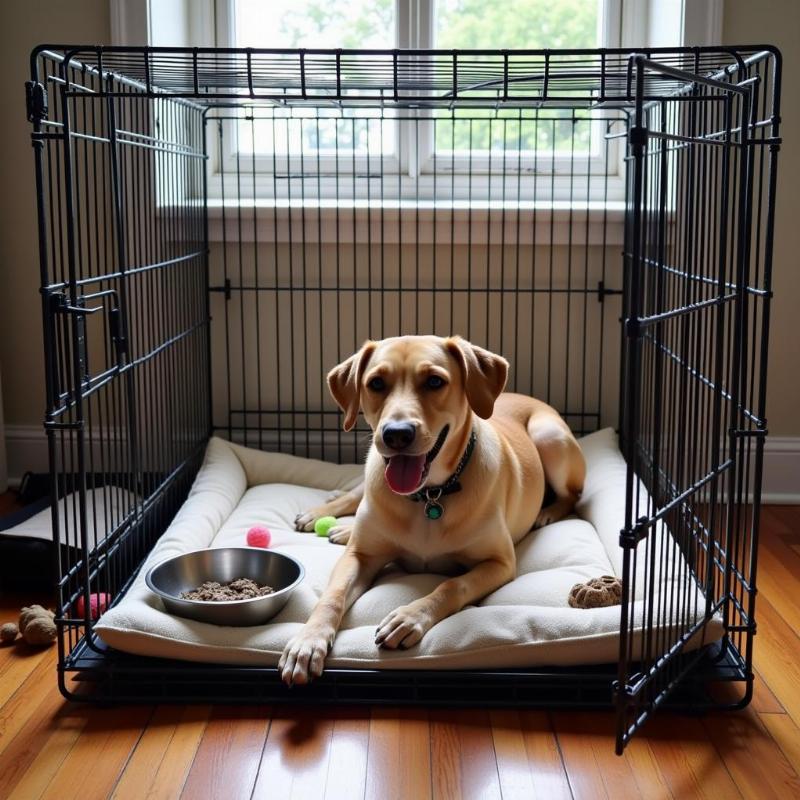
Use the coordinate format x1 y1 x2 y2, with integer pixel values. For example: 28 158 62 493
408 429 477 520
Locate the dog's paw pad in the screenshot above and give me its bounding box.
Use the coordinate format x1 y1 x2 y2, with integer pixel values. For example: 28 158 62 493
328 525 352 545
294 513 316 532
568 575 622 609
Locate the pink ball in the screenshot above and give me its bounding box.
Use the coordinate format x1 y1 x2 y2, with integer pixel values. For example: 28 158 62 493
77 592 111 620
246 525 272 548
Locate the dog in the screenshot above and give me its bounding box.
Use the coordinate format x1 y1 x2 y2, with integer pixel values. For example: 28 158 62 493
279 335 586 685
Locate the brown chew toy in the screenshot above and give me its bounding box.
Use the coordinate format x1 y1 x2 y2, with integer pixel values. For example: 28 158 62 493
0 622 18 643
569 575 623 609
18 605 57 646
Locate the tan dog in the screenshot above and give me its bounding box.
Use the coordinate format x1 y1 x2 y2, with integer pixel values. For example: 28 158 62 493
279 335 585 685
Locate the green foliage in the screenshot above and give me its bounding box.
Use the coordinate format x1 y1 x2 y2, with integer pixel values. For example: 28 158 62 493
436 0 598 50
278 0 395 49
247 0 600 156
435 0 599 152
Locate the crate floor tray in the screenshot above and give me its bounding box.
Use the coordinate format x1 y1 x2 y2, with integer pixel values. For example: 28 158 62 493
95 429 723 668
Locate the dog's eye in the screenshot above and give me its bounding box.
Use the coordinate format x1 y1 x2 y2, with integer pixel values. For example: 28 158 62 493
367 376 386 392
425 375 446 390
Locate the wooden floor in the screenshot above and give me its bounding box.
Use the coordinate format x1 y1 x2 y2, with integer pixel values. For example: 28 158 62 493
1 504 800 799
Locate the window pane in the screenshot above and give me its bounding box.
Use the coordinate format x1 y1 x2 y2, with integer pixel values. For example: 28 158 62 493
238 109 395 160
434 0 603 159
234 0 396 159
435 0 601 50
235 0 395 49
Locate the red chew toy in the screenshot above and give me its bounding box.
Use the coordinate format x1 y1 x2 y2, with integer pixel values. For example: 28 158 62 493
246 525 272 548
76 592 111 620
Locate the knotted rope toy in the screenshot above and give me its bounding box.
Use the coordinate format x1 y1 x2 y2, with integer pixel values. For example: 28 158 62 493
0 605 58 646
568 575 623 609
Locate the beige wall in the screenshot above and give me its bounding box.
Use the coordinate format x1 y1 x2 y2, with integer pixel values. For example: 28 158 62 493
0 1 110 429
0 1 797 444
723 0 800 436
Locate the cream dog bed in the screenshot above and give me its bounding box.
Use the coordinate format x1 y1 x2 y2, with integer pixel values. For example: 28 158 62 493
95 429 724 668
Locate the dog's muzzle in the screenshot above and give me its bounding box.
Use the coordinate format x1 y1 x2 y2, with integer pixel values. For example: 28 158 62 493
382 425 449 495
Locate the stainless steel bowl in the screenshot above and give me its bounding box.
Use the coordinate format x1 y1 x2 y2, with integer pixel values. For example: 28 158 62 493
145 548 304 626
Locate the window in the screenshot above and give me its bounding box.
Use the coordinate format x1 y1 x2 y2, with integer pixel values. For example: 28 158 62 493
211 0 621 200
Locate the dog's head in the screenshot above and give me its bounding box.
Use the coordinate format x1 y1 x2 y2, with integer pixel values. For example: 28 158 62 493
328 335 508 494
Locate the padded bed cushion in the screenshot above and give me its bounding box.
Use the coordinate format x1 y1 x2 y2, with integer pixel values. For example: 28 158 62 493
95 429 724 668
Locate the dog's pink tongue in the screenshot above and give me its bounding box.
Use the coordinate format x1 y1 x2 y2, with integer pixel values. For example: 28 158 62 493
384 454 426 494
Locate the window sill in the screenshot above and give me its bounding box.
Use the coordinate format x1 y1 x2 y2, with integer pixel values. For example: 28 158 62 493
203 198 626 246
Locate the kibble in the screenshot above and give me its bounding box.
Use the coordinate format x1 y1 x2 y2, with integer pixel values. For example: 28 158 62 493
181 578 274 602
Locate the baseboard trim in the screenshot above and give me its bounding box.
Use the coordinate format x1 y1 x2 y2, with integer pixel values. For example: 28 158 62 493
5 424 800 503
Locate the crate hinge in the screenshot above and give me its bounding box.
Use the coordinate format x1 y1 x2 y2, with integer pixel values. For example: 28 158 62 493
26 81 48 123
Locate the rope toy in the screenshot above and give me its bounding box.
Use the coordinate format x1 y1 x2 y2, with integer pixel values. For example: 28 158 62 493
568 575 622 609
0 622 18 643
17 605 57 646
2 605 58 646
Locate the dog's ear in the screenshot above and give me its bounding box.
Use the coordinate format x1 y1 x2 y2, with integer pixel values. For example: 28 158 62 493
327 341 377 431
445 337 509 419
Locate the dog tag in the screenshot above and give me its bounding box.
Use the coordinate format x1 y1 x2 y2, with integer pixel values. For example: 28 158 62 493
423 489 444 520
424 502 443 520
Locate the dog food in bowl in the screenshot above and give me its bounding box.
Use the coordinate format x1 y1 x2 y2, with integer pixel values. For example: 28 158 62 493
180 578 274 601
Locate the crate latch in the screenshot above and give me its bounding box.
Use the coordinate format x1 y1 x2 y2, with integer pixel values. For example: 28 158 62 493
26 81 48 123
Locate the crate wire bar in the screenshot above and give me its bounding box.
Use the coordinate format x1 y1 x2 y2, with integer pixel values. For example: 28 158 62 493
27 45 780 753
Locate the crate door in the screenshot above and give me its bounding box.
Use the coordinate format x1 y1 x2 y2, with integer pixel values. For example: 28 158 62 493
33 54 208 653
614 56 756 752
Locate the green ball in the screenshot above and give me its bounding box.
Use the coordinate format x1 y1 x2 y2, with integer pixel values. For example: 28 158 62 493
314 516 338 537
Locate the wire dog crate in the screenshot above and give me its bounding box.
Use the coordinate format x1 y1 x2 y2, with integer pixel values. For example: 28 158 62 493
27 44 780 752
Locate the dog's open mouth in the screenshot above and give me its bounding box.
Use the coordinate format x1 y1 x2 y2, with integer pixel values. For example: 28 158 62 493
383 426 449 495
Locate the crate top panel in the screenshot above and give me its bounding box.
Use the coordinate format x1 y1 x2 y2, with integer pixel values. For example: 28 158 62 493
31 45 779 111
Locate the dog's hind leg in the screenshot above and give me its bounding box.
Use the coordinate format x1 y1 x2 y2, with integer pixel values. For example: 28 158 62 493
528 415 586 529
295 482 364 532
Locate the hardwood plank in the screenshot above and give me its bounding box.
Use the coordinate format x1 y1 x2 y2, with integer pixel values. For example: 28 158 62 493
645 714 742 800
752 595 800 726
111 705 211 800
0 645 52 706
324 707 370 800
754 526 800 634
751 670 786 714
759 713 800 776
251 707 335 799
180 706 270 800
702 709 800 800
0 671 82 798
624 734 673 800
430 709 501 800
552 711 660 799
488 710 537 800
0 652 60 758
517 710 572 800
179 706 269 800
37 706 153 800
760 506 799 535
365 708 431 800
4 706 88 800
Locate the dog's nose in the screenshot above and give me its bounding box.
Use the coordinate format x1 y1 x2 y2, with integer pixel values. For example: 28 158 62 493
382 422 417 451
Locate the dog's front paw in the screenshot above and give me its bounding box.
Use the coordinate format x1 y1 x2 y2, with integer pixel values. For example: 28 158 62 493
278 626 334 685
375 603 433 650
294 510 321 532
328 524 353 545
